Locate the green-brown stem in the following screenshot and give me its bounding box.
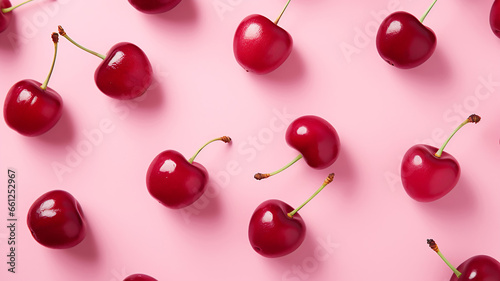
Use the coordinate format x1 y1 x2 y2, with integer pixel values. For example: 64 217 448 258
40 33 59 91
188 136 231 164
254 154 303 180
427 239 462 278
419 0 438 22
1 0 34 13
58 25 106 60
274 0 292 25
288 173 334 218
435 114 481 158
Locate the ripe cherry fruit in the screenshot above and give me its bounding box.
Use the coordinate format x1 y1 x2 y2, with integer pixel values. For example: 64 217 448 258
128 0 182 14
0 0 34 33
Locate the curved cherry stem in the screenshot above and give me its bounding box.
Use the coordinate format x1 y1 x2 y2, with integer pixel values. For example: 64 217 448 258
188 136 231 164
254 154 303 180
58 25 106 60
419 0 438 23
435 114 481 158
288 173 334 218
274 0 292 25
427 239 462 278
1 0 34 13
40 33 59 91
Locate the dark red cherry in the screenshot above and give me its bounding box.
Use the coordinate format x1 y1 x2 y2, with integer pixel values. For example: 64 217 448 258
58 26 153 100
27 190 86 249
490 0 500 38
128 0 182 14
233 0 293 74
124 274 158 281
3 33 62 136
0 0 34 33
146 137 231 209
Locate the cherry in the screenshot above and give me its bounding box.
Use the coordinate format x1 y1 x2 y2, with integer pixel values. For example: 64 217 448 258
233 0 293 74
249 173 334 258
0 0 33 33
58 26 153 100
376 0 438 69
123 274 158 281
4 33 63 136
146 136 231 209
428 239 500 280
128 0 182 14
255 115 340 180
27 190 86 249
401 114 480 202
490 1 500 38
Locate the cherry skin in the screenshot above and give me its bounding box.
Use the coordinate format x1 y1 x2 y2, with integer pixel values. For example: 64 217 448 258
124 274 158 281
27 190 86 249
490 0 500 38
0 0 13 33
451 255 500 281
286 115 340 169
233 14 293 74
128 0 182 14
248 199 305 258
376 11 436 69
146 137 231 209
4 79 62 136
401 144 459 202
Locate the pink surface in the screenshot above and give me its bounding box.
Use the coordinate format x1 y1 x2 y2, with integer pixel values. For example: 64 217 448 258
1 0 500 280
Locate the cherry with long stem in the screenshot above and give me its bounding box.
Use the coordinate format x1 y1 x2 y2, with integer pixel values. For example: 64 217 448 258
435 114 481 158
58 26 106 60
188 136 232 163
427 239 462 278
288 173 334 218
254 155 302 180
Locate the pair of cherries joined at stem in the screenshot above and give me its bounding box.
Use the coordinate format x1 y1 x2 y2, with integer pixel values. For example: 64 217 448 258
128 0 182 14
233 0 293 74
376 0 438 69
0 0 34 32
146 136 232 209
401 114 480 202
428 239 500 280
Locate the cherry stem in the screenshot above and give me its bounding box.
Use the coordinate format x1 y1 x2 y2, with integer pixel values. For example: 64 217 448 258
1 0 34 13
254 154 303 180
274 0 292 25
40 33 59 91
188 136 231 164
57 25 106 60
288 173 335 218
435 114 481 158
427 239 462 278
419 0 438 23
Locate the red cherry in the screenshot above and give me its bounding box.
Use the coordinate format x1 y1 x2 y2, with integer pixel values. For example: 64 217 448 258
128 0 182 14
146 136 231 209
123 274 158 281
233 0 293 74
428 239 500 281
490 0 500 38
58 26 153 100
27 190 86 249
0 0 34 33
3 33 62 136
376 0 438 69
401 115 480 202
249 173 334 258
255 115 340 180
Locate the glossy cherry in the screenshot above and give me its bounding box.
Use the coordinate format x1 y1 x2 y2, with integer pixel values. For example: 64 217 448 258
128 0 182 14
58 25 153 100
255 115 340 180
401 114 480 202
27 190 86 249
233 0 293 74
0 0 33 33
490 1 500 38
428 239 500 280
249 173 334 258
4 33 62 136
146 136 231 209
376 0 438 69
124 274 158 281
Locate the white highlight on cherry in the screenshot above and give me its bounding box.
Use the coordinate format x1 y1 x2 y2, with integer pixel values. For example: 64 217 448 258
39 199 56 217
108 51 125 68
160 160 176 173
412 155 423 166
297 126 308 135
262 211 273 223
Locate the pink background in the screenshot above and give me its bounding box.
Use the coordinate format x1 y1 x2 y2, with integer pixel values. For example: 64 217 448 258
1 0 500 280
